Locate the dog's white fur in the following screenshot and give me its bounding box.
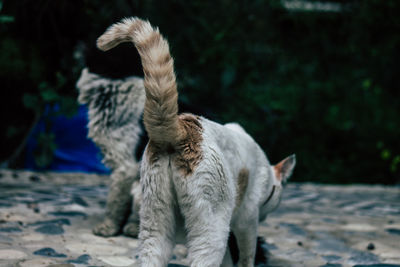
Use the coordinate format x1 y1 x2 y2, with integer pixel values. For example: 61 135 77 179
97 17 295 267
77 68 145 237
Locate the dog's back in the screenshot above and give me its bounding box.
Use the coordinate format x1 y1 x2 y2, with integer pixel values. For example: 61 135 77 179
77 68 146 168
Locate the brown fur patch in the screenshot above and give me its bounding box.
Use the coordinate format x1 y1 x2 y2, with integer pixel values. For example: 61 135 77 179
236 168 249 207
145 113 203 177
145 140 162 165
172 113 203 177
274 162 284 182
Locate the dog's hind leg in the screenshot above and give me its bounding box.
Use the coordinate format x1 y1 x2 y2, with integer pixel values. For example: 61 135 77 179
139 157 176 267
182 198 232 267
174 166 234 267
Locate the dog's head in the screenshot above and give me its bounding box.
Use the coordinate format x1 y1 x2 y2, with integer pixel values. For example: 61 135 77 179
259 154 296 220
76 68 101 105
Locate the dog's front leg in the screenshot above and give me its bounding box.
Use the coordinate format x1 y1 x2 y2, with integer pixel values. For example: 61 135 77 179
138 159 176 267
221 245 234 267
94 166 139 237
122 180 141 237
232 217 258 267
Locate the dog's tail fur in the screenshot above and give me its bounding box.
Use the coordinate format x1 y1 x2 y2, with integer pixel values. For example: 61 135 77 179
97 17 183 145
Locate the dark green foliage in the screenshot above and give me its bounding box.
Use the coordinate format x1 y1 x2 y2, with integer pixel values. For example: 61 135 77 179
1 0 399 183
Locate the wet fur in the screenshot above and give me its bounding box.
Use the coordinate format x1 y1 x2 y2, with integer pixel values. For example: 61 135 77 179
76 68 293 265
97 17 296 267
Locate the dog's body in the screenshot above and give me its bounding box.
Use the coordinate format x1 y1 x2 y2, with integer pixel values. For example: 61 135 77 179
97 17 296 267
77 69 146 237
76 69 292 265
76 68 212 237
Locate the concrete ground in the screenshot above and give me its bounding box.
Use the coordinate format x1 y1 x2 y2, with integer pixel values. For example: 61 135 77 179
0 169 399 267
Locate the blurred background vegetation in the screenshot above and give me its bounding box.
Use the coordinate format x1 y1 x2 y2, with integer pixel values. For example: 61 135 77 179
0 0 399 184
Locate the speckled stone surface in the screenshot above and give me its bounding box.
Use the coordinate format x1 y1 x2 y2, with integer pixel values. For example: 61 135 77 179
0 169 399 267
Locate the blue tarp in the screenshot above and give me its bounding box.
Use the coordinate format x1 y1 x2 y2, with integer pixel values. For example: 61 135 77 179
25 105 110 174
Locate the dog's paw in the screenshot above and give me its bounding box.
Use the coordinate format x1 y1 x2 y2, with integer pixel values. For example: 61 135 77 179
93 218 120 237
122 221 139 237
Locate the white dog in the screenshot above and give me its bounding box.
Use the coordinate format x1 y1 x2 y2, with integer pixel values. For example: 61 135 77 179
97 17 295 267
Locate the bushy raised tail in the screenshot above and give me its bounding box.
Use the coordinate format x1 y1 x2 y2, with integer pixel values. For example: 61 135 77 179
97 17 183 145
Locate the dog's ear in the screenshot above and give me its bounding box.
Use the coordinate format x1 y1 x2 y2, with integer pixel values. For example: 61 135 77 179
273 154 296 183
